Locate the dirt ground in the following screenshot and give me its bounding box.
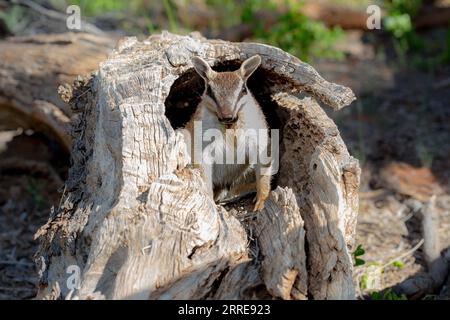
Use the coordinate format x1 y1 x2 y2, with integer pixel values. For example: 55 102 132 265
0 129 68 299
317 30 450 299
0 28 449 299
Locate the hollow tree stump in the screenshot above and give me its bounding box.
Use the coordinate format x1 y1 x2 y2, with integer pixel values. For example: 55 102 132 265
35 32 360 300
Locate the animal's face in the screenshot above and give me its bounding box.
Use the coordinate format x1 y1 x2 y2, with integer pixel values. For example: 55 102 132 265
192 55 261 124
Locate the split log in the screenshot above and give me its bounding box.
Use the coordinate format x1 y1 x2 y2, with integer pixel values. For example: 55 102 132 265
34 32 360 300
0 32 116 150
302 2 370 30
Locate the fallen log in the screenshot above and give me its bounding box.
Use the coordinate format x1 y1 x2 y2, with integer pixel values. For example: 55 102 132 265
0 32 116 150
217 2 450 41
34 31 360 300
393 196 450 299
303 2 450 31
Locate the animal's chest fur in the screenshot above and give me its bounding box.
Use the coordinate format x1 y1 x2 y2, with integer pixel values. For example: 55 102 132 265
210 130 257 187
198 104 266 187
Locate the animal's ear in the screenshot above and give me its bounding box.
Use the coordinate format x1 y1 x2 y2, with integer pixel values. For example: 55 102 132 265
240 55 261 80
191 56 213 81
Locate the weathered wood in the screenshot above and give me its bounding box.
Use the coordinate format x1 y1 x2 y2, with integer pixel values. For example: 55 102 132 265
274 93 360 299
0 32 116 150
253 187 308 300
35 32 360 300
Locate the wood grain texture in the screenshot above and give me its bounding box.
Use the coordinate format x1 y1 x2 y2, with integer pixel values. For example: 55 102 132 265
34 32 360 300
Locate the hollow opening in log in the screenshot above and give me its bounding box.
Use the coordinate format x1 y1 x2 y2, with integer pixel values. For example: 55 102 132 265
164 59 283 132
164 59 293 207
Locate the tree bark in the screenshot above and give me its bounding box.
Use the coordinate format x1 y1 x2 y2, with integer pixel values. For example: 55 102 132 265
34 32 360 300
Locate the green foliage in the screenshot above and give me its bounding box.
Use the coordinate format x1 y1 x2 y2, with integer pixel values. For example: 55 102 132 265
354 244 365 257
52 0 176 35
162 0 178 32
386 0 422 17
354 258 365 267
392 260 404 269
206 0 343 61
382 0 448 70
68 0 128 17
258 13 342 62
353 244 366 266
360 274 368 290
358 261 383 292
48 0 344 62
243 1 343 62
371 289 407 300
207 0 254 28
384 0 424 55
384 13 412 39
0 4 29 33
240 0 270 24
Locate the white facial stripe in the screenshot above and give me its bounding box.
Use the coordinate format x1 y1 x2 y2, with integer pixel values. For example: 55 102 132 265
236 100 246 114
231 79 244 116
231 80 243 102
205 77 247 118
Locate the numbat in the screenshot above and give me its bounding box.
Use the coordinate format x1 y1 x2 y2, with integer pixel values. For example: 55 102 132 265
180 55 273 211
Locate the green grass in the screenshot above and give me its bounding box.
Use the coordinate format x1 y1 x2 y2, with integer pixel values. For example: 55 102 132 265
61 0 128 17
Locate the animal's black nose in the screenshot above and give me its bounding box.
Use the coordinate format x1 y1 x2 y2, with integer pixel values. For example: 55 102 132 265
220 116 238 124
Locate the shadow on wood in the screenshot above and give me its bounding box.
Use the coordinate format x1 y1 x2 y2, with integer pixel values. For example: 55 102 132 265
34 32 360 300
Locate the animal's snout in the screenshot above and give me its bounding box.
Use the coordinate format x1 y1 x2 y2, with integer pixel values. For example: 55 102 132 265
219 115 238 124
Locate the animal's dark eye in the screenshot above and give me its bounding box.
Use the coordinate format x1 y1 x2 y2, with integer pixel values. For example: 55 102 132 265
206 85 213 96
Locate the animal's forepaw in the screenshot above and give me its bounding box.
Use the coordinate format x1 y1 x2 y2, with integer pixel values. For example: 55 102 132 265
253 196 267 212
